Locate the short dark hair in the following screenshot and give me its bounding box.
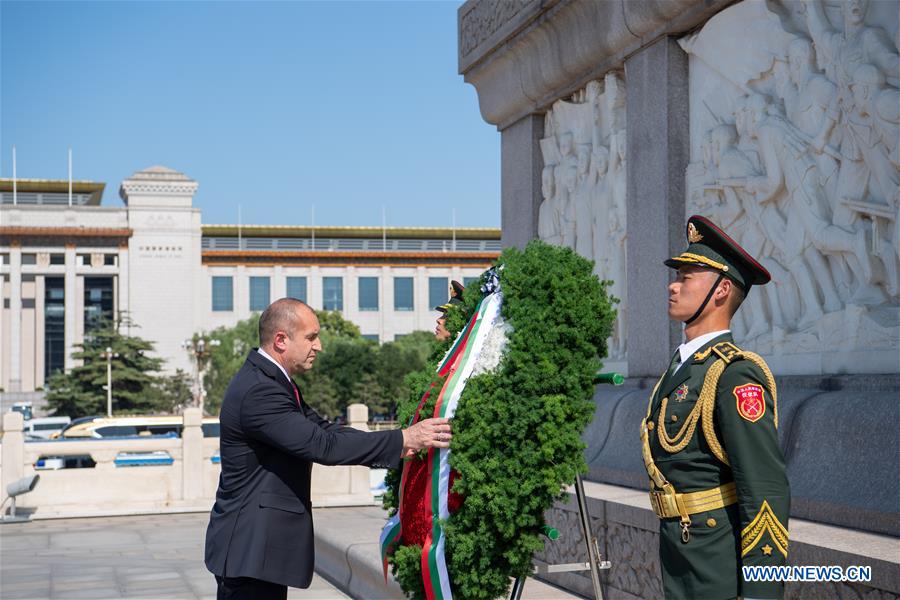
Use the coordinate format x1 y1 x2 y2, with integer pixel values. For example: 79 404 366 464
258 298 311 345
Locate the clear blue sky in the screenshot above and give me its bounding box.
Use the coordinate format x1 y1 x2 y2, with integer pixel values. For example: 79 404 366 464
0 1 500 228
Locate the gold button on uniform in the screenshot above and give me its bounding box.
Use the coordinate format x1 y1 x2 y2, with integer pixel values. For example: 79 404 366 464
647 421 655 430
706 518 717 528
671 414 678 422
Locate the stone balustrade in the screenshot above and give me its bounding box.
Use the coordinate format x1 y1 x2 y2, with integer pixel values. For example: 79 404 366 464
0 404 377 519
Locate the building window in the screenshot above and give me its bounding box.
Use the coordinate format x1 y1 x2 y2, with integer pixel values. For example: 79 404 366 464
286 276 307 302
104 254 116 266
84 277 113 331
1 254 8 265
394 277 414 311
362 334 380 342
212 276 233 312
45 277 65 378
21 254 37 265
50 254 65 265
249 277 270 311
323 277 343 311
429 277 448 310
358 277 379 311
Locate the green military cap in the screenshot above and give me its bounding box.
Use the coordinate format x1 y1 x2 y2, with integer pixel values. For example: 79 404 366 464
664 215 771 290
435 280 465 313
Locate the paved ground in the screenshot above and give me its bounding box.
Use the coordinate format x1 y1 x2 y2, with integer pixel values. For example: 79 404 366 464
0 513 347 599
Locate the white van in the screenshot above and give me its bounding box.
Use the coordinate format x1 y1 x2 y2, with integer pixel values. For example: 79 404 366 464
24 417 72 440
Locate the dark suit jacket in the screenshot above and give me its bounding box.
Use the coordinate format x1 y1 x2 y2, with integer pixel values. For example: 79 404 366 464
205 350 403 588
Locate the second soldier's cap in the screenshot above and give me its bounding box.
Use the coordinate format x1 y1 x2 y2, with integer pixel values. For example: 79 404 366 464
664 215 771 290
435 280 465 313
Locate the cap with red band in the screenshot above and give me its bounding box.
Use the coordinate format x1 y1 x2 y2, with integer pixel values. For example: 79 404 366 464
664 215 771 291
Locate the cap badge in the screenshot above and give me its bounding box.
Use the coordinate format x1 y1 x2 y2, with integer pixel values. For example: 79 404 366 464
687 222 703 243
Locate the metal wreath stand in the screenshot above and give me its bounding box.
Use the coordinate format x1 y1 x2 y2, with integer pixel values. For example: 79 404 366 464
509 372 624 600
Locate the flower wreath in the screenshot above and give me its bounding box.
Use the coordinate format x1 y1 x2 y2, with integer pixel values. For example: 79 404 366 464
381 241 616 600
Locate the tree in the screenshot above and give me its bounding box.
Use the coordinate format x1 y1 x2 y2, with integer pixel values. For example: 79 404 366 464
317 309 361 339
201 310 433 419
150 369 194 413
202 314 261 415
376 331 433 417
45 316 179 418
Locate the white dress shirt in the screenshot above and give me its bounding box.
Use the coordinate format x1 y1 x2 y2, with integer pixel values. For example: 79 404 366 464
672 329 731 372
257 348 292 387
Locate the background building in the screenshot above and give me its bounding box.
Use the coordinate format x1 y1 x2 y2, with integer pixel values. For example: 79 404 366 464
0 166 500 408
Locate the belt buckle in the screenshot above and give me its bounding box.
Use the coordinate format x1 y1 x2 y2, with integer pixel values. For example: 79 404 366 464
649 491 660 517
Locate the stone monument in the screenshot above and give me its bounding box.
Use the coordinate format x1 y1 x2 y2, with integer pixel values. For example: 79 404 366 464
459 0 899 597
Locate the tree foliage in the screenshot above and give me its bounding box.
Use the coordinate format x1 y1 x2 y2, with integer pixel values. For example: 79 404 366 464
201 311 433 419
384 240 616 599
46 316 192 417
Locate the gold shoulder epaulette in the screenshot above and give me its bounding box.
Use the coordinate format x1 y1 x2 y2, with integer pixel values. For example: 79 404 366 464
711 341 742 363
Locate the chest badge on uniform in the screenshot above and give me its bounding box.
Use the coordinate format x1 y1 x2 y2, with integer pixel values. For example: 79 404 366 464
674 384 689 402
733 383 766 422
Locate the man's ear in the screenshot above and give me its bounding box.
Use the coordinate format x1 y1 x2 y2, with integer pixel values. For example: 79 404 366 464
272 331 288 352
716 277 732 303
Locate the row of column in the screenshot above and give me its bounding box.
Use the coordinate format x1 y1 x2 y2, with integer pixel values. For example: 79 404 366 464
1 243 129 392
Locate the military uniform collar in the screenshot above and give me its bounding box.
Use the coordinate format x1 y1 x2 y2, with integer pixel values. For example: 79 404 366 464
677 330 731 365
691 331 735 363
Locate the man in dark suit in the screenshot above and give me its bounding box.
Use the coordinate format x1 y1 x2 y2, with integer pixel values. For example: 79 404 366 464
205 298 451 599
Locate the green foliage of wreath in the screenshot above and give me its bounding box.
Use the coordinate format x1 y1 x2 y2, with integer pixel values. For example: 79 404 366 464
383 240 616 599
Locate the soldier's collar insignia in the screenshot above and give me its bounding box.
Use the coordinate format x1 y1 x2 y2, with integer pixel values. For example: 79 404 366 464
674 384 689 402
693 347 714 362
687 222 703 243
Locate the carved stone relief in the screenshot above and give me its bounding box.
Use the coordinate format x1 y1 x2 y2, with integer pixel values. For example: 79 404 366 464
681 0 899 367
538 73 627 359
458 0 531 58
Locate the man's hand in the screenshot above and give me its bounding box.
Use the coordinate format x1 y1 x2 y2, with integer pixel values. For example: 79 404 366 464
401 417 452 458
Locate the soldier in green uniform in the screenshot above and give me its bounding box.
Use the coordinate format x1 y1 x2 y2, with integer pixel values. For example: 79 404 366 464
641 215 790 599
433 280 465 342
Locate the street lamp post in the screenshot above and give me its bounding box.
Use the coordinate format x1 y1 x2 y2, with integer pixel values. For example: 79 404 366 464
182 337 221 414
99 346 119 417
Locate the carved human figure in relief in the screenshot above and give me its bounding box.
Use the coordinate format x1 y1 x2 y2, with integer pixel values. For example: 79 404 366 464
802 0 899 219
606 132 627 357
573 144 595 259
556 132 579 250
781 38 841 206
538 165 561 245
589 145 611 275
849 63 900 296
710 123 788 339
743 93 873 327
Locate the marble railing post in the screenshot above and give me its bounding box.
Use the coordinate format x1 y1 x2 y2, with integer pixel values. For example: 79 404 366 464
346 403 372 498
2 412 26 503
181 407 203 501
